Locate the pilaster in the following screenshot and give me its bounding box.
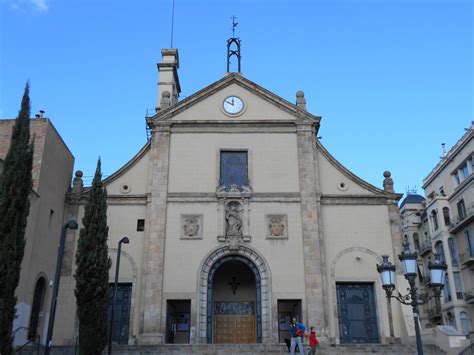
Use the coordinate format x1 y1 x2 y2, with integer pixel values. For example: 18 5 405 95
296 123 327 335
139 122 171 344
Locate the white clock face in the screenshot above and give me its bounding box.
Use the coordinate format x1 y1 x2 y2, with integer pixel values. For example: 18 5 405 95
223 96 244 115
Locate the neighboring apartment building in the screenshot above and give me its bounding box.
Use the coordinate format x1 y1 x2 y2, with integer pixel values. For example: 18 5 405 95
0 118 74 346
400 122 474 336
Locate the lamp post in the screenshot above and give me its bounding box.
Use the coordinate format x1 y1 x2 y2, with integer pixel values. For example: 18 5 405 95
376 238 447 355
108 236 130 355
45 219 78 355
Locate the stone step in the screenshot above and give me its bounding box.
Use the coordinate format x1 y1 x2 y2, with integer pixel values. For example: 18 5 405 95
48 343 447 355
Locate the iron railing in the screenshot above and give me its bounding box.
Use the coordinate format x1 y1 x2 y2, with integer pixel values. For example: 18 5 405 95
459 248 474 265
450 202 474 232
458 343 474 355
14 335 40 355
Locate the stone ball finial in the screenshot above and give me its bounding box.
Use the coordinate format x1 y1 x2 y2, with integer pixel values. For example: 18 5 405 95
72 170 84 195
296 91 307 110
383 171 394 192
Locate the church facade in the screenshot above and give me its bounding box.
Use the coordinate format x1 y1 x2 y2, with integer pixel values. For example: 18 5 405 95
5 48 416 348
53 48 408 346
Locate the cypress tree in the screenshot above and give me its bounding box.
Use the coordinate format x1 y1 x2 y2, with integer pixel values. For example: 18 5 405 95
0 83 34 355
74 159 111 355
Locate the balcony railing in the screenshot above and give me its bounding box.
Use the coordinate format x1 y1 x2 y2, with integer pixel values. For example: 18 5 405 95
459 248 474 266
450 202 474 233
418 239 433 256
465 288 474 304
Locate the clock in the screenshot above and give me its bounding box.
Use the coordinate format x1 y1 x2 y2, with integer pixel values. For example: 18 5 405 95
222 96 244 115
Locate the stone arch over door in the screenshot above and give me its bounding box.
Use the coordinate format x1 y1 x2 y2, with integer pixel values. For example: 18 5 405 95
197 245 271 343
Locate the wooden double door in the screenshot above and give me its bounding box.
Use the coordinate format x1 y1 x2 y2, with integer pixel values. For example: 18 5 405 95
214 301 256 343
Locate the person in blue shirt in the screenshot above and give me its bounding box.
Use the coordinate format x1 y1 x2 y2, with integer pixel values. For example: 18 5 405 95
289 317 306 355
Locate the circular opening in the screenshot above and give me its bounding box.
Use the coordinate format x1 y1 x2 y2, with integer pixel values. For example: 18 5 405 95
122 185 129 190
339 182 346 188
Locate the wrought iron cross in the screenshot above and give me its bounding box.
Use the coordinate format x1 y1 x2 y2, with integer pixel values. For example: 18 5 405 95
231 15 238 37
228 276 240 295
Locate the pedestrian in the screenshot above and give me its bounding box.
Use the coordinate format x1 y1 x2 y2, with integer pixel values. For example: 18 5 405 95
309 326 320 354
289 317 305 355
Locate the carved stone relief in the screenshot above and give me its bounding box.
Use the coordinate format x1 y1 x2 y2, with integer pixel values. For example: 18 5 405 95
225 201 243 236
181 215 202 239
217 200 251 249
266 215 288 239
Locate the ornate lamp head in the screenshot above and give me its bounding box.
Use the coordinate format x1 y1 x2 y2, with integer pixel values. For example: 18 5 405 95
377 255 396 296
428 253 447 298
398 237 418 278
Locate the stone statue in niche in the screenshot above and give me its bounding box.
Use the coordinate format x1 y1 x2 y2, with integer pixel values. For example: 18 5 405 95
183 217 200 237
225 201 242 236
269 216 285 237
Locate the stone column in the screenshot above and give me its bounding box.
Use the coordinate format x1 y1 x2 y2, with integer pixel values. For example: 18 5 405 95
139 122 171 344
384 171 403 342
296 122 327 335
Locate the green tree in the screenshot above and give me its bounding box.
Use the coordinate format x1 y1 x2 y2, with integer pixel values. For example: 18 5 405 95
0 83 34 355
74 159 111 355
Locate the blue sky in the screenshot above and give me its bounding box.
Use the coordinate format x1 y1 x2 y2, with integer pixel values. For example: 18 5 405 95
1 0 472 196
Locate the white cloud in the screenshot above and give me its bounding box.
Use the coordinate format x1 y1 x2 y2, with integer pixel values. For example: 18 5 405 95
30 0 48 11
5 0 49 12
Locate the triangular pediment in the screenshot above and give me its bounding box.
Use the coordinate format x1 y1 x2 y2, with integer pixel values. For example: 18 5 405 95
149 73 320 124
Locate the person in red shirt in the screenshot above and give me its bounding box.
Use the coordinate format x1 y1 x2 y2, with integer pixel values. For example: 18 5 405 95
309 326 319 354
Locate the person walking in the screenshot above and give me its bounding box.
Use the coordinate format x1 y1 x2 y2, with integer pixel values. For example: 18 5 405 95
308 326 320 354
289 317 305 355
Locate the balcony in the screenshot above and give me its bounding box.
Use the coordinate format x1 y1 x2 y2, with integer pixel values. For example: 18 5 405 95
418 239 433 256
465 289 474 304
450 202 474 233
459 248 474 267
427 306 442 322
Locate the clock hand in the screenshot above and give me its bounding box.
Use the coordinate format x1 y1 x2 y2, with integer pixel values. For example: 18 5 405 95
225 100 234 106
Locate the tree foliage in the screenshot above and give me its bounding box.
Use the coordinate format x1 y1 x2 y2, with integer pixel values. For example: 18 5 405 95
74 159 111 355
0 83 33 355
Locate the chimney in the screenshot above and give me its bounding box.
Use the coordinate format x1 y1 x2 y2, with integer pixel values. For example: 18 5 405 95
156 48 181 111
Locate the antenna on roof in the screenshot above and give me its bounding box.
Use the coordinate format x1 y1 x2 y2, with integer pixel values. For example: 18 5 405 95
405 186 418 195
170 0 175 47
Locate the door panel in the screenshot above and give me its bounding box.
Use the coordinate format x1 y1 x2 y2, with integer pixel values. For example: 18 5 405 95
336 283 379 344
214 302 255 343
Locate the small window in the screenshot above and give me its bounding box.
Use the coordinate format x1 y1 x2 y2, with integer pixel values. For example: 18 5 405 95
0 159 4 175
413 233 420 251
457 200 466 220
137 219 145 232
448 238 459 267
461 163 469 180
453 271 464 299
431 210 439 231
443 207 450 226
443 275 452 303
220 151 248 189
439 186 445 196
460 311 471 335
435 241 445 263
446 311 456 328
453 172 461 186
465 229 474 254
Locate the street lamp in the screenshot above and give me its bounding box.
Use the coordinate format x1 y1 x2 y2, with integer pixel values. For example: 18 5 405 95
376 238 447 355
45 219 78 355
108 236 130 355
